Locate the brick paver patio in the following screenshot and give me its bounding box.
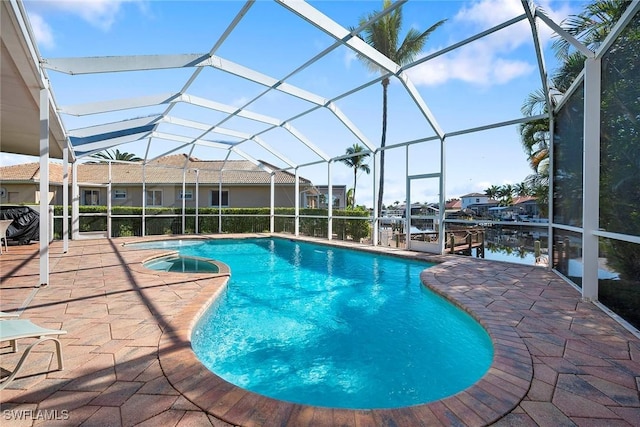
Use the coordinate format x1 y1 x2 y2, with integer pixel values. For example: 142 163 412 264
1 235 639 426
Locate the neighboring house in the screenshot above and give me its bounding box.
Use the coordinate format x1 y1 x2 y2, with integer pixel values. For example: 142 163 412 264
488 196 542 221
304 185 347 209
0 162 63 204
512 196 540 218
0 154 316 208
445 199 462 214
460 192 491 209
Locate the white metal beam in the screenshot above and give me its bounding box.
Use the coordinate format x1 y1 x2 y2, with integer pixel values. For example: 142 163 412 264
535 8 594 59
60 93 180 116
74 131 154 156
397 71 445 139
276 0 401 75
68 115 162 137
282 122 330 161
522 1 552 118
42 54 209 74
326 102 377 153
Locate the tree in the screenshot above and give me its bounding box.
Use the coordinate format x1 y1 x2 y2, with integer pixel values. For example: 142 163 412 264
90 149 142 163
513 182 530 197
484 185 500 200
519 1 632 217
497 184 514 206
339 143 371 208
353 0 445 216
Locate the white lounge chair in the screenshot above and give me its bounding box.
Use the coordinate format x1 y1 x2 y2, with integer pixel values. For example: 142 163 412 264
0 219 12 254
0 319 66 390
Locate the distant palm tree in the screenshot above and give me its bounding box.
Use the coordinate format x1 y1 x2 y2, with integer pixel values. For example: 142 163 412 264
514 182 530 197
353 0 445 215
339 143 371 208
90 149 142 163
497 184 514 206
484 185 500 200
346 188 355 209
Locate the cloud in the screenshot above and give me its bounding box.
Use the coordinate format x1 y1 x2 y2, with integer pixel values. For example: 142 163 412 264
29 13 55 49
0 153 39 166
53 0 130 31
406 0 578 88
28 1 149 34
343 49 357 70
407 42 535 88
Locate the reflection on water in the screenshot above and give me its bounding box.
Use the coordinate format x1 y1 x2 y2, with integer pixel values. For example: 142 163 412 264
474 225 549 267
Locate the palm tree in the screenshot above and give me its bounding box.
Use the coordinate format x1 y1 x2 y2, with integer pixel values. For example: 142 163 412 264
552 0 632 61
484 185 501 200
339 143 371 208
521 0 632 170
353 0 445 215
514 182 530 197
90 149 142 163
497 184 514 206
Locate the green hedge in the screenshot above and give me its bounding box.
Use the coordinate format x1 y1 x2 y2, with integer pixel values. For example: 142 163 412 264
52 206 370 240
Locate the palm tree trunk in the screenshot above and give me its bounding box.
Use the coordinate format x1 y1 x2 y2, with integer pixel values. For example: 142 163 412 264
353 168 358 208
378 78 389 216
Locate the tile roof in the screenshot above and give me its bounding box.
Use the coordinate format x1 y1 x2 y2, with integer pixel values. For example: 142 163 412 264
513 195 537 204
0 155 311 186
0 162 64 184
445 199 461 209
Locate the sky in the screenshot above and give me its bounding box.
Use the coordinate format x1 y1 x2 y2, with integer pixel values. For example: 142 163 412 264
3 0 587 209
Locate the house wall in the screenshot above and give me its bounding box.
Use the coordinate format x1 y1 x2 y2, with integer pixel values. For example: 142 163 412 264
2 182 300 208
76 184 299 208
0 183 61 205
461 195 489 209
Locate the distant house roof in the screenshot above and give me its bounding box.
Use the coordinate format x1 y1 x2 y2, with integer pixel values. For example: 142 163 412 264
0 154 312 186
513 196 537 205
445 199 461 210
460 192 487 198
0 162 64 184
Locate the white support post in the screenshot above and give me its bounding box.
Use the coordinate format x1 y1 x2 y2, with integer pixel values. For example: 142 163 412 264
218 172 223 233
294 168 300 236
439 137 447 254
49 206 54 243
107 161 112 238
181 170 186 234
195 169 199 234
72 161 79 240
62 143 69 252
372 151 379 246
142 164 146 237
328 161 333 240
270 173 275 233
548 114 555 271
405 146 410 249
582 57 601 301
39 86 50 287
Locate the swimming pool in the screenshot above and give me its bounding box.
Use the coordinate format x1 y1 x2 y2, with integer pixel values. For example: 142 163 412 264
144 255 221 273
174 238 493 409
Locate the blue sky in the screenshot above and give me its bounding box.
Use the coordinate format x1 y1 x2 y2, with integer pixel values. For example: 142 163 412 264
5 0 586 208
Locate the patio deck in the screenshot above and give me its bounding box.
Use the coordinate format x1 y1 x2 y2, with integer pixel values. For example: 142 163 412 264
1 235 639 426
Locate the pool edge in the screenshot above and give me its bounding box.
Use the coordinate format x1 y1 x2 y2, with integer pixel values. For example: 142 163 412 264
158 235 532 426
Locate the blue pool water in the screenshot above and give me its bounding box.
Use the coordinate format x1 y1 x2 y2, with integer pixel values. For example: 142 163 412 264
144 256 219 273
174 238 492 409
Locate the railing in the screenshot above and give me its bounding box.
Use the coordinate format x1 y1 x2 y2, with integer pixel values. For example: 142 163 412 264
52 208 371 242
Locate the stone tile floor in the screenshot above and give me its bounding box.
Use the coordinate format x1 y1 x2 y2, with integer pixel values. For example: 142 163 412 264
0 235 639 426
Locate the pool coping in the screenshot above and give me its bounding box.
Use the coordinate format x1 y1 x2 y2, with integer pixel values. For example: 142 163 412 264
155 234 533 426
139 252 231 276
